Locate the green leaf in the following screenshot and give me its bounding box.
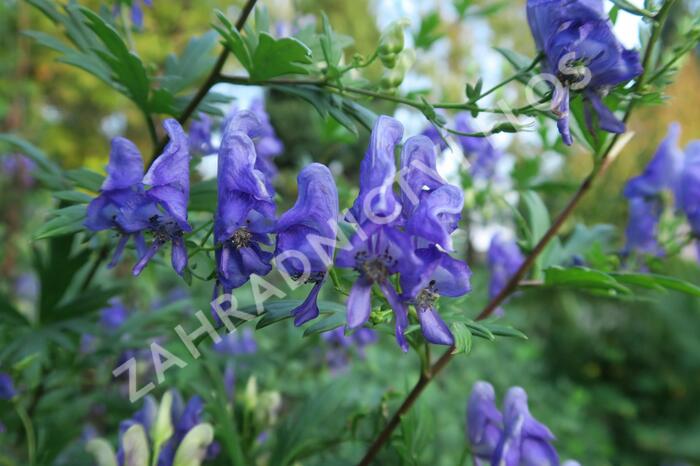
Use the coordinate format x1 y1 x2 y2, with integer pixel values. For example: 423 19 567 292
482 323 528 340
465 320 494 341
162 31 219 95
250 33 313 81
0 133 65 189
214 10 253 72
520 190 550 246
80 7 151 110
544 266 631 295
303 312 346 337
256 300 345 330
494 47 533 71
189 179 217 212
34 204 87 240
65 168 104 192
610 273 700 297
415 12 442 49
450 322 473 354
52 190 93 204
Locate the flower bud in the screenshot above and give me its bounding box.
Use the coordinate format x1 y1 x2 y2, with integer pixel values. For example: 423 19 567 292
85 438 118 466
378 19 409 68
121 424 150 466
173 423 215 466
151 391 174 451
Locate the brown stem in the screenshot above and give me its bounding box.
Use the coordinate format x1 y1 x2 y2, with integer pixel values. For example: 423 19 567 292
146 0 259 167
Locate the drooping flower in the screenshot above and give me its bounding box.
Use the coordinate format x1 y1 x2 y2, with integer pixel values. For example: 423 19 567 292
214 111 275 295
467 381 503 466
85 119 191 276
527 0 642 145
0 373 16 400
322 327 377 371
455 113 503 179
348 116 404 224
400 136 471 345
100 299 130 331
488 234 524 307
275 163 339 325
85 137 152 268
624 196 663 257
133 119 192 276
337 117 419 351
624 123 683 198
492 387 560 466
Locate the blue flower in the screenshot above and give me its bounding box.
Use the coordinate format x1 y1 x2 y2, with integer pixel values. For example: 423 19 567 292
100 299 129 331
0 373 16 400
467 381 503 466
213 328 258 355
455 113 503 179
624 123 683 198
623 194 663 258
86 119 191 276
214 111 275 294
322 327 377 371
527 0 642 145
487 234 524 312
492 387 560 466
677 141 700 256
189 112 216 155
275 163 339 326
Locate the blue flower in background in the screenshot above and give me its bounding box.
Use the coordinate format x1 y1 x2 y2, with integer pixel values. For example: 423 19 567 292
624 123 683 198
1 153 36 188
0 373 16 400
487 234 524 312
86 119 191 276
677 141 700 256
113 0 153 29
275 163 339 326
527 0 642 145
214 111 275 295
455 113 503 179
322 327 377 371
250 99 284 182
467 381 503 466
100 299 130 331
213 327 258 355
492 387 560 466
189 112 215 155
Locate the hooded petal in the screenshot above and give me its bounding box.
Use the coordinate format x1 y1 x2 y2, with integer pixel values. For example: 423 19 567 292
102 138 144 191
144 119 191 230
399 135 444 216
275 163 339 274
526 0 605 51
468 381 503 461
349 116 404 224
405 184 463 250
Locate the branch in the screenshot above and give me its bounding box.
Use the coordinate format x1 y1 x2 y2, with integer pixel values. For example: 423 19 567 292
146 0 259 168
356 2 677 464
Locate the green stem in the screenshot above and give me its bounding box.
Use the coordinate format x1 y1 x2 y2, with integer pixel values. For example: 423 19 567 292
15 402 35 466
473 53 542 103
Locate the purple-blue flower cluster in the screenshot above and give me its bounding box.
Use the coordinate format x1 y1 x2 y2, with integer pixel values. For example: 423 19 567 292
0 372 16 400
337 116 471 351
85 119 191 276
623 123 700 258
527 0 642 145
468 381 573 466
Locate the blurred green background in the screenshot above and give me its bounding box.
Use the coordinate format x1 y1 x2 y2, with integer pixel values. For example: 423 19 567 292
1 0 700 465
